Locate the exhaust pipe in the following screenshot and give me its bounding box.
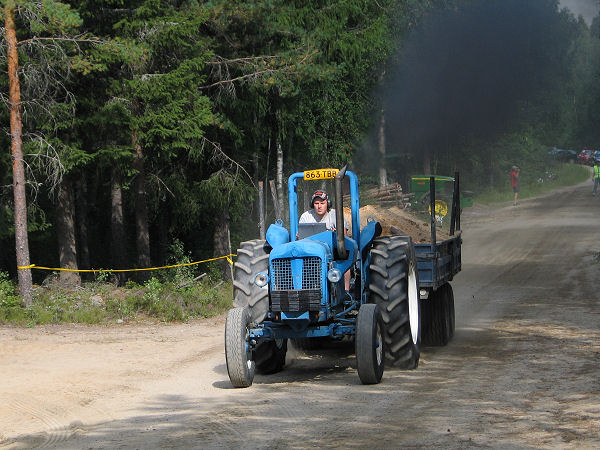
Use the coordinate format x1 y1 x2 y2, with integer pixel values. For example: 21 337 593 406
334 166 348 259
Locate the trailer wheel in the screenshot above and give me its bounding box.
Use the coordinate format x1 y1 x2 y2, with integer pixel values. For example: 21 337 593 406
356 303 384 384
225 307 255 388
423 283 454 346
233 240 270 323
369 236 421 369
255 338 287 374
420 293 434 345
444 283 456 339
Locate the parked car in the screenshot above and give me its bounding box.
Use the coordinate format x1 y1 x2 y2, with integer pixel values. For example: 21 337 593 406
593 150 600 164
548 148 577 162
577 149 594 165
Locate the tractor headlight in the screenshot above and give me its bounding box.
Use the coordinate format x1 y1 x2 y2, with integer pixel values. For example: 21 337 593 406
327 268 342 283
254 272 269 287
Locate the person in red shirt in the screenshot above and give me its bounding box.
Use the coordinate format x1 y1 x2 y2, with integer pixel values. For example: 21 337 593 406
510 166 520 206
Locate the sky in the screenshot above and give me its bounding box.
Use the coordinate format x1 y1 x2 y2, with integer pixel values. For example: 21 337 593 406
559 0 600 24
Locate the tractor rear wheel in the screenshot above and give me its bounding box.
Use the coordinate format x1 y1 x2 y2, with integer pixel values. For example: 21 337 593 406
356 303 385 384
255 339 287 374
233 239 270 323
225 308 255 388
369 236 421 369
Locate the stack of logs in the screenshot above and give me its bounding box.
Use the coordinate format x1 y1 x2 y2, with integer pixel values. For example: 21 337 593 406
344 182 413 208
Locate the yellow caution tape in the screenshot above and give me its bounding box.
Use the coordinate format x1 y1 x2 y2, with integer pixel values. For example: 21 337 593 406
18 254 236 272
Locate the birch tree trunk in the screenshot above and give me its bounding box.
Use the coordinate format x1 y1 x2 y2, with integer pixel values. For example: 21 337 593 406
110 169 126 285
378 108 388 187
258 181 265 240
254 151 264 238
56 178 80 286
5 3 32 303
276 139 285 224
132 132 151 282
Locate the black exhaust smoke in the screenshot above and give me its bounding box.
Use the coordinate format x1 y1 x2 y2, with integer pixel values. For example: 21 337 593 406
375 0 580 167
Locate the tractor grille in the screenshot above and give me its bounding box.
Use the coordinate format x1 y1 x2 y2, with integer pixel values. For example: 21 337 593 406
271 258 293 290
270 256 323 313
271 257 322 290
301 257 321 289
271 289 321 312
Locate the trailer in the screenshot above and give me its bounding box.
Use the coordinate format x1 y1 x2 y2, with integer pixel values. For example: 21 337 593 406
415 173 462 346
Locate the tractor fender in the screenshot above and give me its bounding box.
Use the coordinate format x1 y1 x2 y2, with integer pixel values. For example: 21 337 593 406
359 218 382 257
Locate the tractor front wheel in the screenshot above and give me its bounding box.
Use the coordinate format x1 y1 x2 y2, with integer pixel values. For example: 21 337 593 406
356 303 384 384
225 307 255 388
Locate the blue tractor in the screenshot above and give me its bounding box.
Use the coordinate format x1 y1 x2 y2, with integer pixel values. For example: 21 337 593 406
225 167 421 387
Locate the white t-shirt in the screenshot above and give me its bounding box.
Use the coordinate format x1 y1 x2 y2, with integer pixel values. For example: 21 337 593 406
299 209 348 231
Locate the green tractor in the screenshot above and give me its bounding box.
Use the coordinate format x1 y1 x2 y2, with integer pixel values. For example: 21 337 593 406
411 175 472 224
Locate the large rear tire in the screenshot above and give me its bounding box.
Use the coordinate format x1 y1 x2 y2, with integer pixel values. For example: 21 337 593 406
225 308 255 388
356 303 384 384
255 339 287 374
369 236 421 369
233 240 270 323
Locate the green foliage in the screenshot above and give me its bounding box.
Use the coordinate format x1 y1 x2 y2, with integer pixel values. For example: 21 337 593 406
161 239 195 284
0 272 21 308
8 1 84 35
0 278 232 326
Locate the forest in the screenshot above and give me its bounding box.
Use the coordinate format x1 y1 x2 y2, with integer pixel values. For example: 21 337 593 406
1 0 599 303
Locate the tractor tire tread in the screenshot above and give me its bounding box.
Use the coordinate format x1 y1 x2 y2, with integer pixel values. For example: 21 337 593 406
369 236 421 369
225 308 254 388
233 239 270 323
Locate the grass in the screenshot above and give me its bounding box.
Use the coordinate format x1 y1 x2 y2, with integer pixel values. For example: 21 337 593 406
0 273 233 327
0 239 235 326
474 163 590 205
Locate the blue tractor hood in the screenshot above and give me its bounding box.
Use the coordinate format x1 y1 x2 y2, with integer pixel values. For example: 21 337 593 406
269 235 333 262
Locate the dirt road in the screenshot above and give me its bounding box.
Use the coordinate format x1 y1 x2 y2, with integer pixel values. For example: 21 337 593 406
2 181 599 448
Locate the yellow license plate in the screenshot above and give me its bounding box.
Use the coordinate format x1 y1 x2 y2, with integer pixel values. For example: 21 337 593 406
303 168 339 180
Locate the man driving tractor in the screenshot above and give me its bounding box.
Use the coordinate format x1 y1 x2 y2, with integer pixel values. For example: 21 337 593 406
300 190 350 290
